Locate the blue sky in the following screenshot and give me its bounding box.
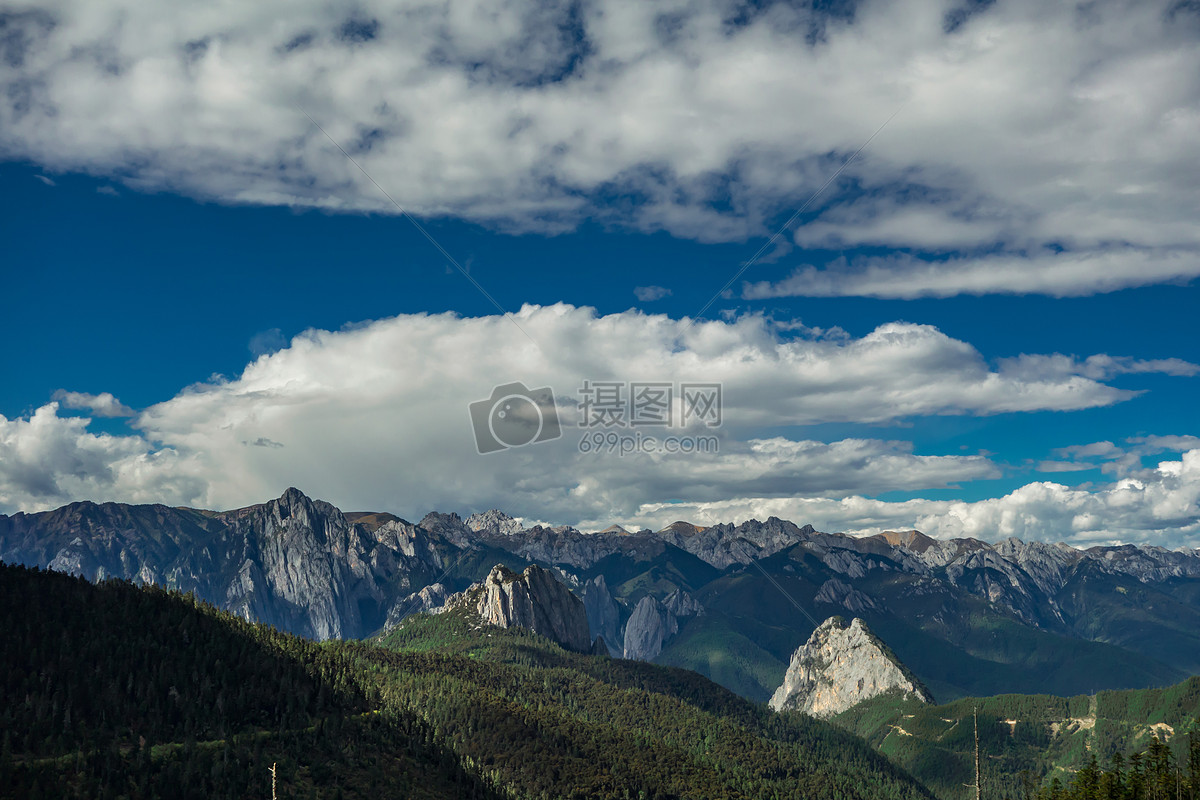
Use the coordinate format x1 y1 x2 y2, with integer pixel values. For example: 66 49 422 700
2 0 1199 545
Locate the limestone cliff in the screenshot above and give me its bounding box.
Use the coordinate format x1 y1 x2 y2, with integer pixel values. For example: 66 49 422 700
457 564 591 652
622 595 677 661
769 616 932 718
581 574 622 645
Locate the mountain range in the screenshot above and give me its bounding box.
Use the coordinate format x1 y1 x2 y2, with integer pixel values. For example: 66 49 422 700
4 487 1200 702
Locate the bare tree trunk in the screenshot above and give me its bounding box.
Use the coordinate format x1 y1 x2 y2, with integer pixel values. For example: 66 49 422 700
975 707 982 800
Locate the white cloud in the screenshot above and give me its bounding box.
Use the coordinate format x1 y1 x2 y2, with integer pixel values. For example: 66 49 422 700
634 285 672 302
0 306 1193 546
51 390 135 417
632 450 1200 548
0 403 205 510
1041 434 1200 479
34 174 56 186
743 248 1200 300
1034 460 1096 474
997 353 1199 382
2 0 1199 295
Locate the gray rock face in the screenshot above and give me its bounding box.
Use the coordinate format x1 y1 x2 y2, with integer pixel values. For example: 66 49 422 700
0 488 464 641
623 595 678 661
458 564 591 652
663 587 703 618
659 517 819 569
769 616 932 718
416 512 477 548
582 575 622 645
814 578 879 613
384 583 449 631
466 509 524 537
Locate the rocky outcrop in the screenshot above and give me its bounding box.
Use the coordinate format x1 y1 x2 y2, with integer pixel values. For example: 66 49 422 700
663 587 703 618
384 583 449 630
582 575 622 645
623 595 678 661
770 617 932 718
466 509 524 537
458 564 591 652
416 512 477 548
814 578 879 613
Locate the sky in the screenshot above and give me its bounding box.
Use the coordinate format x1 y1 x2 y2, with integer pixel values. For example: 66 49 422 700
2 0 1199 547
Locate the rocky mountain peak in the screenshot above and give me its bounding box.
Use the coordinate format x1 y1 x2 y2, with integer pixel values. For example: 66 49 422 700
581 575 622 646
658 521 706 536
879 529 937 553
465 509 524 536
278 486 311 506
456 564 591 652
416 512 476 548
622 595 678 661
769 616 932 718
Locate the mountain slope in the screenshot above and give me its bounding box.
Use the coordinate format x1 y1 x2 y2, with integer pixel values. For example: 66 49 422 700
0 560 936 800
833 677 1200 800
0 562 494 800
379 605 936 800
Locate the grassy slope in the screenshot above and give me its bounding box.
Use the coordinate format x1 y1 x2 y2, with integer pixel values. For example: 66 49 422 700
654 611 789 702
833 678 1200 800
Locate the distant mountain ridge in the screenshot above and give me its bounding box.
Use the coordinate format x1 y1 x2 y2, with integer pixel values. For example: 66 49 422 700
4 488 1200 702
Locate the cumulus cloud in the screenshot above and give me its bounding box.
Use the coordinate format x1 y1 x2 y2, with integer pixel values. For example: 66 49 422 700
0 404 205 510
51 390 135 417
2 0 1198 295
0 306 1193 545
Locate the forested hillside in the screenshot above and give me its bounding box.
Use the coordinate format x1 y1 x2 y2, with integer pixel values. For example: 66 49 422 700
1029 736 1200 800
0 561 933 799
833 679 1200 800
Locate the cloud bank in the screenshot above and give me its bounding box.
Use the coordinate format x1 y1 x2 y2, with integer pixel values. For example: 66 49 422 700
2 306 1196 546
3 0 1199 295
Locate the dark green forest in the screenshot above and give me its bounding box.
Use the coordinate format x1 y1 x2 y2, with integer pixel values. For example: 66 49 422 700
0 562 932 799
1024 736 1200 800
835 679 1200 800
